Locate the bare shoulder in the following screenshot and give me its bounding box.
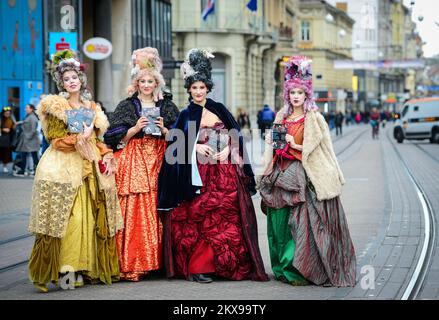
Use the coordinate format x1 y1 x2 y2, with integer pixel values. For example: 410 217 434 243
201 108 221 127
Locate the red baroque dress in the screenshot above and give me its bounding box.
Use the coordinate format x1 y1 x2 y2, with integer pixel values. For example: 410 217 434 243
158 98 268 282
170 122 253 279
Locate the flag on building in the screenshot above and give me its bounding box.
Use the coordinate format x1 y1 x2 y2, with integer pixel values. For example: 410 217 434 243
202 0 215 21
246 0 257 12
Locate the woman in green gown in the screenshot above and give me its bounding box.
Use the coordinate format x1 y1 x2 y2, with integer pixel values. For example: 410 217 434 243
259 56 356 287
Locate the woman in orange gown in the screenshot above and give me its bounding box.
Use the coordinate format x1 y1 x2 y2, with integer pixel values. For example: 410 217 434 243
104 48 179 281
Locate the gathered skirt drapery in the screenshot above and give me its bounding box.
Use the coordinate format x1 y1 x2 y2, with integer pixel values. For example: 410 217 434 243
260 160 356 287
29 161 120 286
113 135 166 280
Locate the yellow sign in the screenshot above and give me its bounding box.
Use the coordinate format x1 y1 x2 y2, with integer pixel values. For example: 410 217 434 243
298 43 313 50
82 37 113 60
352 76 358 92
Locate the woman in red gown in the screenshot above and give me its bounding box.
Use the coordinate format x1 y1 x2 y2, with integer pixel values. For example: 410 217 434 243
158 49 268 283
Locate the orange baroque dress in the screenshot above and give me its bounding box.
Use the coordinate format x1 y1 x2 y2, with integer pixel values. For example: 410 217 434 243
105 93 179 281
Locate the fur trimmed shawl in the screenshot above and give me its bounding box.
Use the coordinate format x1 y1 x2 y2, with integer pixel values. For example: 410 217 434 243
29 94 123 238
104 92 180 151
36 94 109 139
269 109 345 201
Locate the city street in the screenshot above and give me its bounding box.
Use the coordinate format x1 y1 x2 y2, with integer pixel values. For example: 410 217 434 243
1 123 438 300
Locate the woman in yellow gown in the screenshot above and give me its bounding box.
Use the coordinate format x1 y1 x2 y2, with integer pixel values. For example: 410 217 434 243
28 50 123 292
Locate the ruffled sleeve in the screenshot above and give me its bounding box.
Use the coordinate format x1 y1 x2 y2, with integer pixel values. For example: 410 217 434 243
161 98 180 129
104 99 138 151
45 114 77 152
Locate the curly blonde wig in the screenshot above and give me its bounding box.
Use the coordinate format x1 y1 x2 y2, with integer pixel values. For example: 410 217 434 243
127 47 165 101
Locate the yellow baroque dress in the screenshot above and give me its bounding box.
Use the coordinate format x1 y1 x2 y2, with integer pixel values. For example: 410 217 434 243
28 95 123 290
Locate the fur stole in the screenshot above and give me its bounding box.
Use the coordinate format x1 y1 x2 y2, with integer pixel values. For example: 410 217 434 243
37 94 109 138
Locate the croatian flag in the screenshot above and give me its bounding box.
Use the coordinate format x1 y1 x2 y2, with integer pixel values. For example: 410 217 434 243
202 0 215 21
246 0 257 12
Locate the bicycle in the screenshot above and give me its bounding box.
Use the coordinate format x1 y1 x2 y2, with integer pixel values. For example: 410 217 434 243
370 120 379 139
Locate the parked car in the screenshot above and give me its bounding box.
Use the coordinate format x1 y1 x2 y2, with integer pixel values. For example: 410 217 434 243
393 97 439 144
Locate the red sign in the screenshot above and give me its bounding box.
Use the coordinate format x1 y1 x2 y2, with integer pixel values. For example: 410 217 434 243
56 38 70 51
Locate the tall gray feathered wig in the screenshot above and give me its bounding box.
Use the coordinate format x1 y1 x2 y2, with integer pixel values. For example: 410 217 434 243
181 48 215 92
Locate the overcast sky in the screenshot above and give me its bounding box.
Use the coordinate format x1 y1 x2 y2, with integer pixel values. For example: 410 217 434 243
325 0 439 58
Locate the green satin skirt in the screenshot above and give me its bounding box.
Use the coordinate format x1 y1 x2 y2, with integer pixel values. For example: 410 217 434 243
266 207 307 284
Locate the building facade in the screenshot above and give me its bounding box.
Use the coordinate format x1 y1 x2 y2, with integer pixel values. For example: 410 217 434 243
82 0 172 111
298 0 355 113
377 0 412 111
325 0 423 112
171 0 300 118
403 6 423 99
0 0 44 121
1 0 173 115
338 0 380 111
72 0 173 111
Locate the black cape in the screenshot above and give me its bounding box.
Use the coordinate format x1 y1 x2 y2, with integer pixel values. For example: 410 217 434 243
157 98 256 211
158 98 268 281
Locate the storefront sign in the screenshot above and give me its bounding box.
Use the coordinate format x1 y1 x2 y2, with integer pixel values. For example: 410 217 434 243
49 32 78 60
83 38 112 60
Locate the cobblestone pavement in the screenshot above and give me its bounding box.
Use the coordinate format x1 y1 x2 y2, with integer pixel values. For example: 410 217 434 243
0 124 438 300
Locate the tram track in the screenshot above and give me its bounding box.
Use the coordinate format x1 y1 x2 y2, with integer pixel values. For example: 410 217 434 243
0 260 29 274
0 234 33 274
412 143 439 164
335 127 368 157
0 234 32 246
331 125 359 144
385 129 436 300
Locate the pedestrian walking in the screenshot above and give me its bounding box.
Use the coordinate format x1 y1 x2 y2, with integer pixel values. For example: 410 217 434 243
158 48 268 283
13 104 41 177
258 104 275 139
237 107 251 129
258 56 357 287
355 112 362 124
335 111 344 136
104 47 179 281
236 107 251 141
370 108 380 139
328 111 335 130
28 49 123 293
0 106 15 174
380 110 387 128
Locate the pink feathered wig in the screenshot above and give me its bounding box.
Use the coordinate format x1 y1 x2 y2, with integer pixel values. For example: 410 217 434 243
127 47 165 101
282 55 319 116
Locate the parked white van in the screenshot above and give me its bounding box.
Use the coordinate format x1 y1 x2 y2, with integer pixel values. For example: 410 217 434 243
393 97 439 143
